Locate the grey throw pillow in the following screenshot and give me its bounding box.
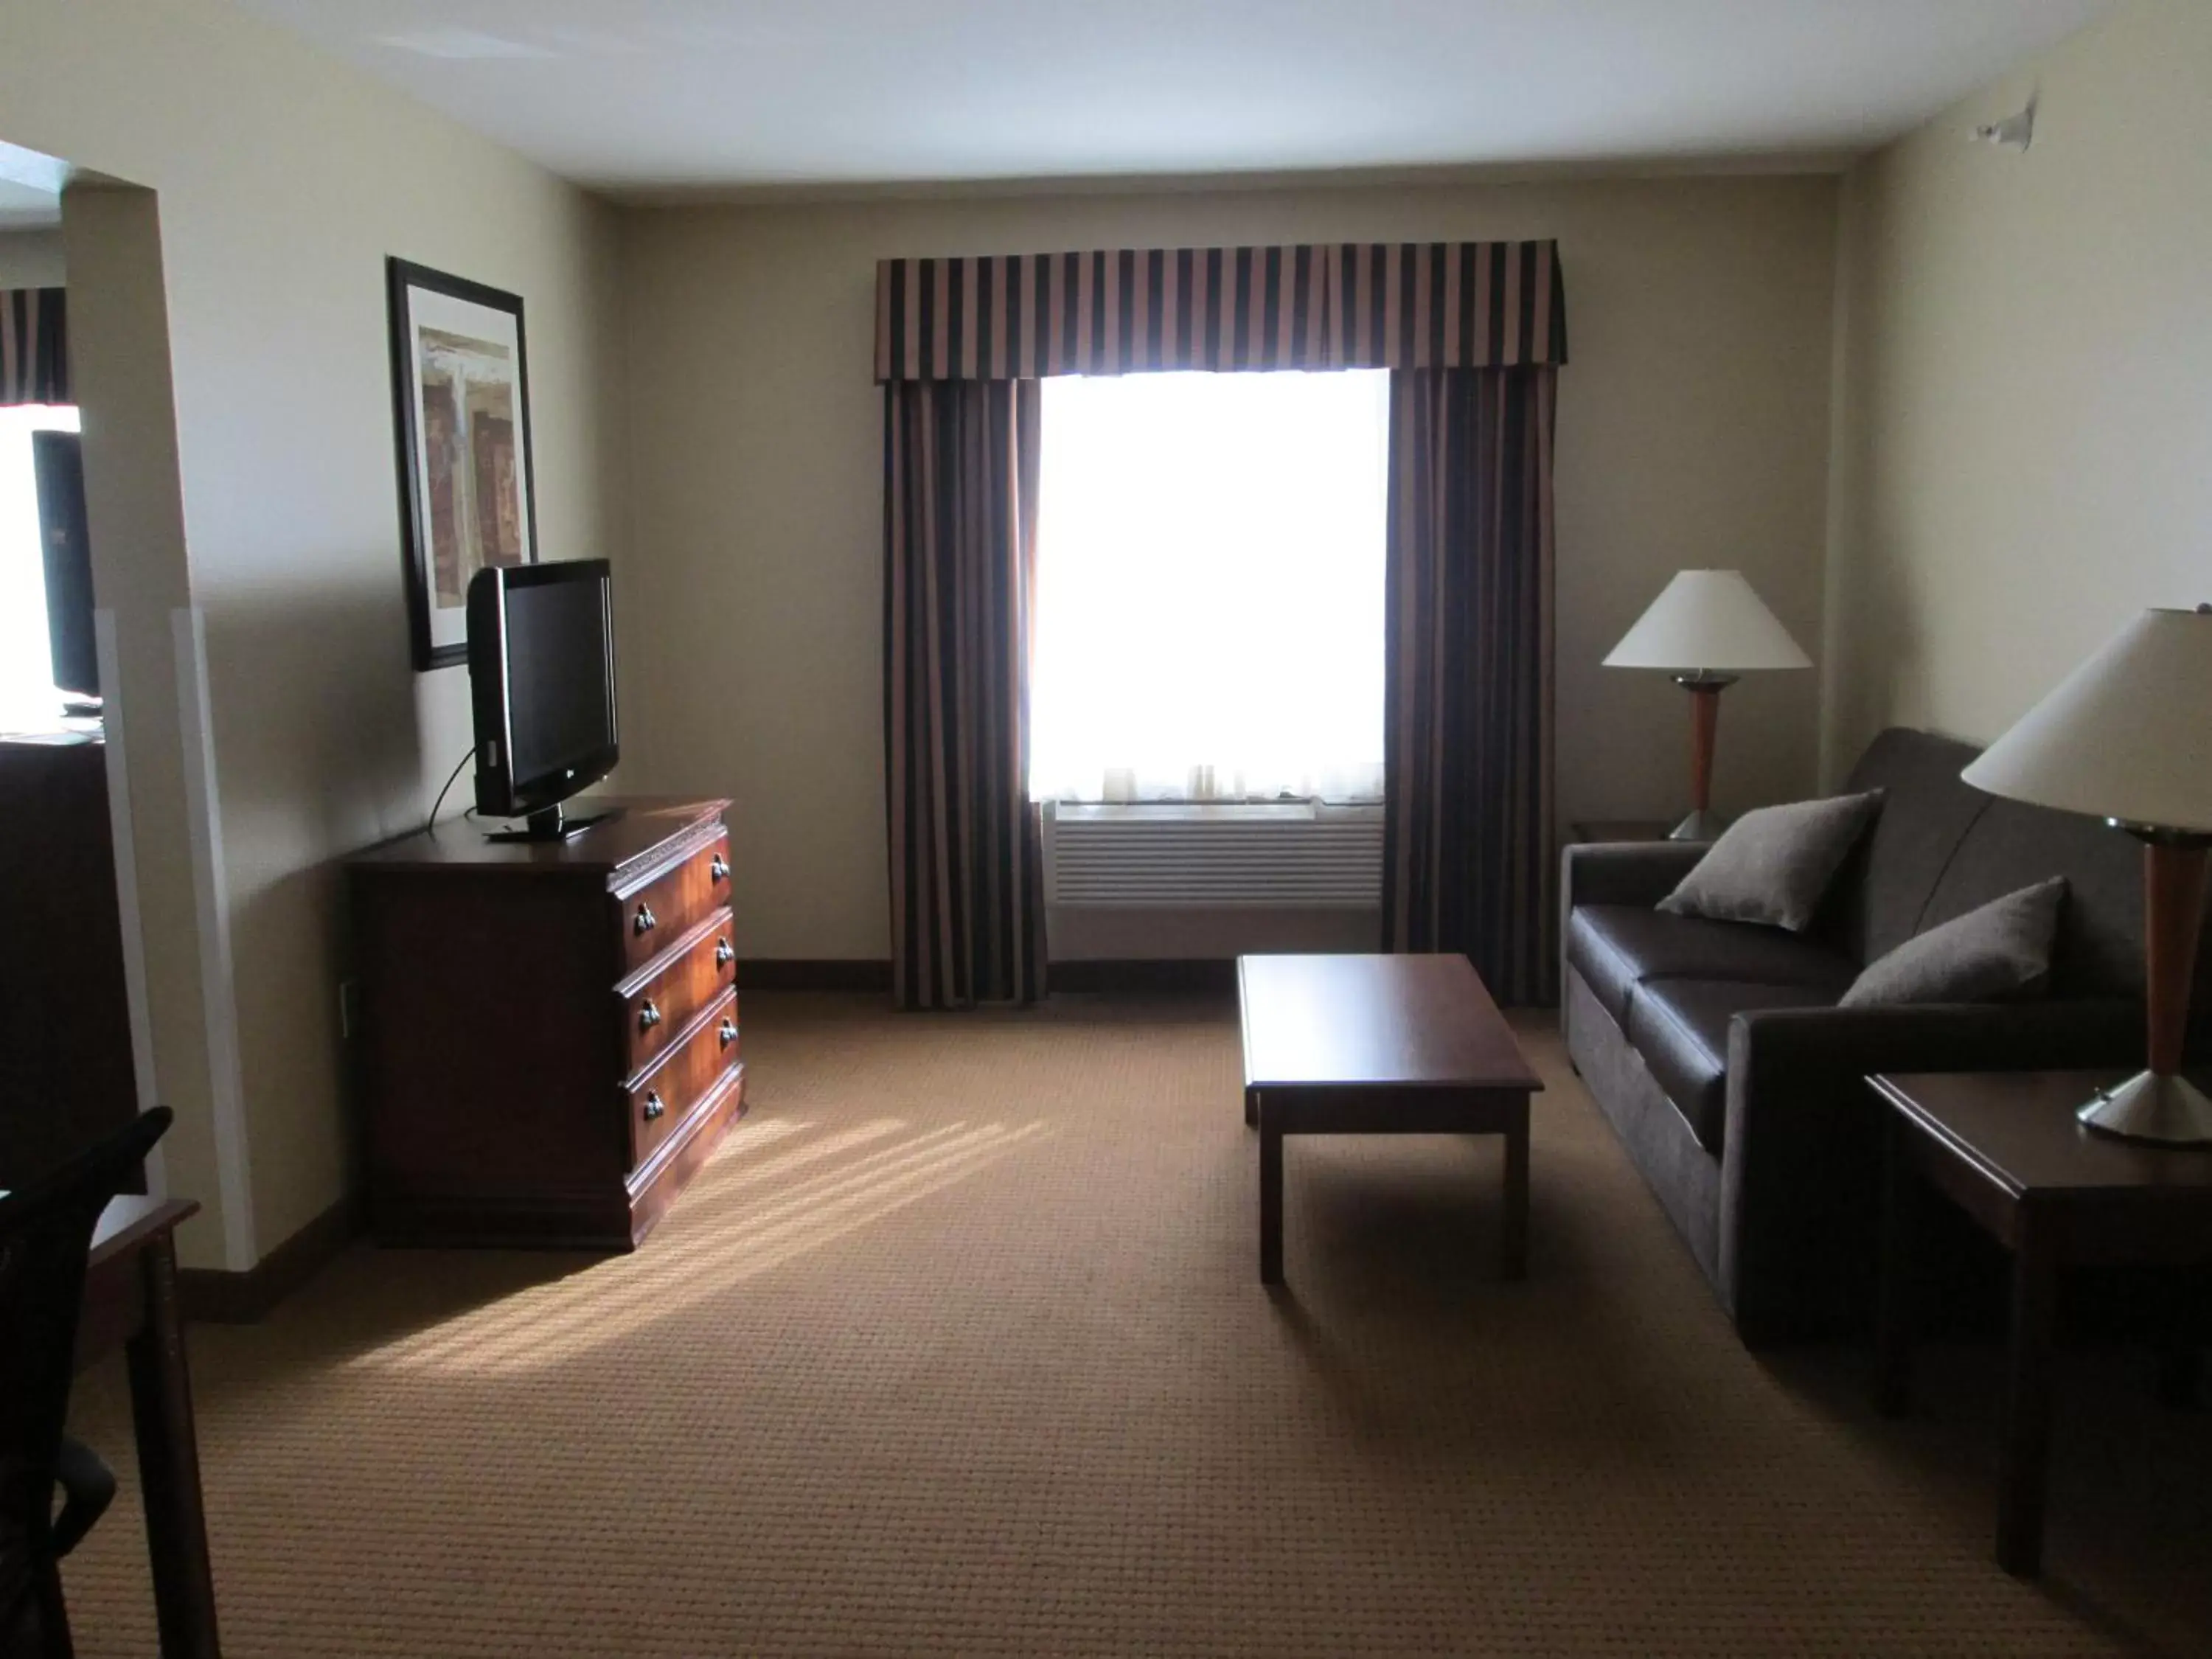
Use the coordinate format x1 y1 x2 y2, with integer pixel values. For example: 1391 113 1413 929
1658 790 1883 933
1839 877 2067 1009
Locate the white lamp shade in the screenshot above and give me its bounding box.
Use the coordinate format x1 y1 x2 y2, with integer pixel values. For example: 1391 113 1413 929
1961 608 2212 833
1602 570 1812 673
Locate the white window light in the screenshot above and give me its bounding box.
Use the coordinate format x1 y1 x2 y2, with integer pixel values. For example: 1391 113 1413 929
1030 369 1388 804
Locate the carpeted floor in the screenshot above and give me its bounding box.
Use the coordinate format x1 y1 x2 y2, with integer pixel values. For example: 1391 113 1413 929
62 992 2211 1657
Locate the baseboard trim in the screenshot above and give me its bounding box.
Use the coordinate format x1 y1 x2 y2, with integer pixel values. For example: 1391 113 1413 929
179 1192 358 1324
1048 959 1238 992
737 959 894 991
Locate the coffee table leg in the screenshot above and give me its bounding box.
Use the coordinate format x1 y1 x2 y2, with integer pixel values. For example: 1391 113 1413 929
1997 1219 2059 1578
1259 1119 1284 1284
1500 1104 1528 1281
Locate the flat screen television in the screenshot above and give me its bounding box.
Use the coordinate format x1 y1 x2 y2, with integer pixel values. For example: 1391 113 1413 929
467 558 619 841
33 432 99 702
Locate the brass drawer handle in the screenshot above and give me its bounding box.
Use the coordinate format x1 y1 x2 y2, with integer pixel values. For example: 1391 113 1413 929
641 1091 665 1122
714 938 733 968
709 853 728 883
633 902 657 936
638 1000 662 1032
718 1018 738 1051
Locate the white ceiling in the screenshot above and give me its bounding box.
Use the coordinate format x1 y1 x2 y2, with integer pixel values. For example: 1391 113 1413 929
0 142 65 229
0 179 62 229
232 0 2112 192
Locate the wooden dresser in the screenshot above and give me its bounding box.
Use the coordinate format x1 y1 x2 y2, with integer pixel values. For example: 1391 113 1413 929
347 797 744 1248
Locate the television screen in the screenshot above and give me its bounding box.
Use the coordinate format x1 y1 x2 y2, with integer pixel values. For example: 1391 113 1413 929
505 577 612 786
467 560 618 836
32 432 98 700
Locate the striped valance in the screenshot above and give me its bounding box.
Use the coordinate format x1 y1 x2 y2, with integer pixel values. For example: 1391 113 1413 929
1 287 68 406
874 241 1565 383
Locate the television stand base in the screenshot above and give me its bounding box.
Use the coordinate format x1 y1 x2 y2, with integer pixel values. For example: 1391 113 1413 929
483 803 619 844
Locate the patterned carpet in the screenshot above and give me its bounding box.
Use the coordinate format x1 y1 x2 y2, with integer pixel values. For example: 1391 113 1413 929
63 992 2211 1656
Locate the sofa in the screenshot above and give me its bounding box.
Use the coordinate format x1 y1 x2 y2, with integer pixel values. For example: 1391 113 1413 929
1559 726 2199 1344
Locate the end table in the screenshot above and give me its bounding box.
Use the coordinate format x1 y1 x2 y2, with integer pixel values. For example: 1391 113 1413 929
1868 1069 2212 1577
1566 819 1683 845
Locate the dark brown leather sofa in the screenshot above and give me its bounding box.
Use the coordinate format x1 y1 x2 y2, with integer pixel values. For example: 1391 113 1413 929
1559 727 2187 1344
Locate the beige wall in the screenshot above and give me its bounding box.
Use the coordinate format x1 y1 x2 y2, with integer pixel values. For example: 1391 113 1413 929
0 226 65 285
618 176 1840 959
1822 0 2211 779
61 187 234 1259
3 0 622 1266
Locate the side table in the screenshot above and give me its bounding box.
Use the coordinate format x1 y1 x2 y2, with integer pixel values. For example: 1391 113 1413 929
1867 1069 2212 1577
1566 819 1684 846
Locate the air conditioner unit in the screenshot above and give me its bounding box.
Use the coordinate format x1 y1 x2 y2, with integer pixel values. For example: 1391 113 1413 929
1043 801 1384 908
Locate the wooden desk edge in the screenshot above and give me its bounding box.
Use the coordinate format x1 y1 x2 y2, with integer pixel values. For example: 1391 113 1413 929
89 1196 201 1269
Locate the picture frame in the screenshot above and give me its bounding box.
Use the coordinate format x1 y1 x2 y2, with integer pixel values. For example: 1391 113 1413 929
385 257 538 670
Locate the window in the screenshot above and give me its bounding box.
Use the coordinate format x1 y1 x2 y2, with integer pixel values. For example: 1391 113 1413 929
0 403 81 730
1030 369 1388 804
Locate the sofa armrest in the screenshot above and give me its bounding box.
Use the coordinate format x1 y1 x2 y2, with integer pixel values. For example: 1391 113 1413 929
1717 998 2141 1341
1729 998 2141 1084
1560 841 1706 911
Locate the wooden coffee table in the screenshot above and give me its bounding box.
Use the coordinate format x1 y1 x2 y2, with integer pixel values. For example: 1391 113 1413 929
1238 953 1543 1286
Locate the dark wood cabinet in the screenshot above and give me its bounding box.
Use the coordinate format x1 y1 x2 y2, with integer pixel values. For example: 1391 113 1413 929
347 797 745 1248
0 736 140 1184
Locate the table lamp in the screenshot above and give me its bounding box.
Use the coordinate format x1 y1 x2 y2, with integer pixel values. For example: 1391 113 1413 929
1604 570 1812 841
1961 606 2212 1144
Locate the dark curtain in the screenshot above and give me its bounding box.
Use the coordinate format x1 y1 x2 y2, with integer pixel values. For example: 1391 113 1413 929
1381 366 1559 1004
873 243 1565 381
1 288 69 406
883 378 1047 1009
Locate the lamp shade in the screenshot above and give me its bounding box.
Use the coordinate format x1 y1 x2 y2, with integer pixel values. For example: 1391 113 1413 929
1961 608 2212 833
1602 570 1812 673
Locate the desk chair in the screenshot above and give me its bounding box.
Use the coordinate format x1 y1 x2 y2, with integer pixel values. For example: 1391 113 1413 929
1 1107 173 1659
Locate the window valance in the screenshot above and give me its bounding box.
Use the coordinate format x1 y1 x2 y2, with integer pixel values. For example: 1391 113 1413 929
1 287 68 406
874 241 1564 383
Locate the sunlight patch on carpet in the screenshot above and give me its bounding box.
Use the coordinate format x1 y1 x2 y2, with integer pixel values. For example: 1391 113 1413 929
347 1117 1055 1377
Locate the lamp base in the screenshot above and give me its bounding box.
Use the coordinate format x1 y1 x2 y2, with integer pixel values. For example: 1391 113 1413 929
1668 808 1725 843
2077 1071 2212 1146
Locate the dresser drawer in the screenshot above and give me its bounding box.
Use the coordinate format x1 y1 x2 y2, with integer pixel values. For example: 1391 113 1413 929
619 909 737 1078
628 987 741 1169
615 830 731 973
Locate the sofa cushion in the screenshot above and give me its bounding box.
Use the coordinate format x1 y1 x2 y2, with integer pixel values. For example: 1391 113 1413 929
1658 792 1885 933
1827 728 2204 1008
1566 905 1857 1027
1924 799 2147 1000
1833 728 1994 964
1840 877 2067 1009
1626 978 1846 1155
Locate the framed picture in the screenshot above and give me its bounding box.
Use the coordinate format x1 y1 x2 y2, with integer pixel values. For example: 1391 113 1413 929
386 257 538 670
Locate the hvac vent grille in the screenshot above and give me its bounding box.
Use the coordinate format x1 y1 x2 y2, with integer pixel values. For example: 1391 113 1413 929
1045 806 1383 908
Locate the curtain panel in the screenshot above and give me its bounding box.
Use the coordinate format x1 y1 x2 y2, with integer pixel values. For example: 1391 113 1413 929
874 242 1565 382
1382 366 1558 1006
883 378 1048 1009
1 288 69 406
875 240 1567 1009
